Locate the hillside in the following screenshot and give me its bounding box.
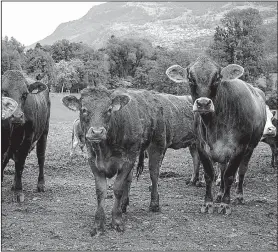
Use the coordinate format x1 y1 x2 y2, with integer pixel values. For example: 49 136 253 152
29 2 277 52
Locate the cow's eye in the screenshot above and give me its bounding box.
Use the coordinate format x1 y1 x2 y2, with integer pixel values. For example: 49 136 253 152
2 91 8 97
22 92 28 101
81 108 88 115
187 73 195 85
107 106 112 114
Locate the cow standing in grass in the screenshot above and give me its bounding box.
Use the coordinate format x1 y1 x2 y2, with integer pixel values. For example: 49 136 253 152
70 118 87 160
166 56 266 214
62 86 198 236
1 70 51 202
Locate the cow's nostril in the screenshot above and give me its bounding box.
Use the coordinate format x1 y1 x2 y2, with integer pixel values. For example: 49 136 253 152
207 100 211 106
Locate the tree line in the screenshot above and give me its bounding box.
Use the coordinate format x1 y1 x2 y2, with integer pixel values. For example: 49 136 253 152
2 8 277 97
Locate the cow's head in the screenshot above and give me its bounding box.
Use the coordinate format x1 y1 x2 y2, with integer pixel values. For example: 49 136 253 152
261 106 276 140
2 97 18 120
2 71 47 124
166 56 244 114
62 87 130 143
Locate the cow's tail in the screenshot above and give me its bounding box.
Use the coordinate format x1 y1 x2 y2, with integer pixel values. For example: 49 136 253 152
136 149 146 180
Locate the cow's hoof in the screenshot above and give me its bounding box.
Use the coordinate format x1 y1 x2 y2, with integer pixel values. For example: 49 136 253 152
111 221 125 233
215 194 222 203
90 227 104 237
13 192 24 203
37 184 45 192
218 203 231 215
149 203 160 212
234 197 245 205
186 180 196 186
200 202 213 213
196 181 205 187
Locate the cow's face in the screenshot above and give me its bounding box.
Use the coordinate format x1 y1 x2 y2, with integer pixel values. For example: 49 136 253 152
62 87 130 143
2 71 47 124
2 97 18 120
261 106 276 139
166 56 244 114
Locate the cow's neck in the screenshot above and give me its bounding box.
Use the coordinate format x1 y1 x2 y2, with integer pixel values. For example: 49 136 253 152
92 141 111 167
195 112 217 147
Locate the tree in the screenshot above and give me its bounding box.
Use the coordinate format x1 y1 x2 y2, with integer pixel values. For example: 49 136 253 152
207 8 266 82
1 36 25 74
25 47 56 89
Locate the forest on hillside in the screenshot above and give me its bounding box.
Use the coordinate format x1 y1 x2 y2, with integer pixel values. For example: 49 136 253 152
2 8 277 106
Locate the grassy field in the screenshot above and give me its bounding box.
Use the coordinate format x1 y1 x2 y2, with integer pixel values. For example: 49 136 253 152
1 92 277 251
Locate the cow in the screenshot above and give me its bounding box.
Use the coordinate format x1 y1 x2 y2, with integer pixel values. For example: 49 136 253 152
215 107 277 186
62 86 198 236
1 70 51 202
70 118 87 160
166 56 266 214
261 111 277 168
2 97 18 120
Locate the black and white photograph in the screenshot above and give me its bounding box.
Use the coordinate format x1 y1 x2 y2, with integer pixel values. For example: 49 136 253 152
1 1 277 251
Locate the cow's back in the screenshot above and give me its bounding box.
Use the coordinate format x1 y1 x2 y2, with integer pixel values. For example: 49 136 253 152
154 93 195 148
23 88 51 142
108 89 160 148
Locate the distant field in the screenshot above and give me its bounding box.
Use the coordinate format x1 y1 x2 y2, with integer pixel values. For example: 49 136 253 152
49 92 80 122
1 92 277 251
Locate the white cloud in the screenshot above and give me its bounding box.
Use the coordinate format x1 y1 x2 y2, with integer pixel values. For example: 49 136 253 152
2 2 105 46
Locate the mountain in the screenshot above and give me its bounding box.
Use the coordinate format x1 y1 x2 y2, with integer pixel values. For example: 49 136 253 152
29 2 277 52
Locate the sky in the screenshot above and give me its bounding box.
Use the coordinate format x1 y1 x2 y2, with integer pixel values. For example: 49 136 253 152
2 2 105 46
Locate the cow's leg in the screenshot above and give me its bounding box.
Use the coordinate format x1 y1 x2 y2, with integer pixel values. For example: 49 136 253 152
88 156 107 236
111 158 135 232
215 163 226 202
13 152 29 202
121 169 133 213
198 148 214 214
234 150 254 205
1 153 11 182
148 145 165 212
218 151 246 214
188 144 202 186
70 138 78 161
36 131 48 192
215 163 222 186
270 142 277 168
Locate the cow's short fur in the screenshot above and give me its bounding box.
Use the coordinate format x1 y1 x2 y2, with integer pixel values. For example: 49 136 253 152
1 70 50 202
62 86 198 235
166 56 266 214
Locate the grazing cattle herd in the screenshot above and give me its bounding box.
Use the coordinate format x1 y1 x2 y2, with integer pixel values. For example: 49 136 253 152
1 57 277 236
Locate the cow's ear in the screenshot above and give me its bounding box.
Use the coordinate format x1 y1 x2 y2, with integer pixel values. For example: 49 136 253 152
272 110 276 117
221 64 244 80
28 82 47 94
166 65 188 83
111 94 130 112
62 96 81 111
2 97 18 119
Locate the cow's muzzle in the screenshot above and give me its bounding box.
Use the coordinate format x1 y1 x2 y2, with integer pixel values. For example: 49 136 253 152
10 111 25 125
262 125 276 138
193 97 215 113
86 127 107 142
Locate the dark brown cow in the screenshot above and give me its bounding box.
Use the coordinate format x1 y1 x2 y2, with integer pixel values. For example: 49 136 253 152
1 70 51 202
166 56 266 214
62 86 198 236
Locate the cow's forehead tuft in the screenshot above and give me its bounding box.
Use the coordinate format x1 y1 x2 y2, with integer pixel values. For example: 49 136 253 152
81 87 111 98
